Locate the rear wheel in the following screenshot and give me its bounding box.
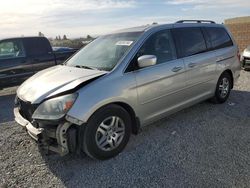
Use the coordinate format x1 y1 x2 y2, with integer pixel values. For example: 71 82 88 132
210 72 232 104
81 104 131 160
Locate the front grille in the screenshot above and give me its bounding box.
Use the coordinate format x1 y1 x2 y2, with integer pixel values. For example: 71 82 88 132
16 97 38 122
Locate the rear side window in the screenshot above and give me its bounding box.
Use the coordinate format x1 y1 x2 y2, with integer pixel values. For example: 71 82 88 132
24 38 52 57
173 27 207 58
205 27 233 50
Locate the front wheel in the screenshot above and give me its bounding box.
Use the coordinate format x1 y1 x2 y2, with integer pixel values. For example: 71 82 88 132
81 104 132 160
210 72 232 104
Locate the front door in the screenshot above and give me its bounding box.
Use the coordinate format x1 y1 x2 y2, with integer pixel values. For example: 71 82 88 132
132 29 186 125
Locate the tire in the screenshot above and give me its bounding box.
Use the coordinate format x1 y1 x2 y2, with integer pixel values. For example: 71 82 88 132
81 104 132 160
243 67 250 71
210 72 232 104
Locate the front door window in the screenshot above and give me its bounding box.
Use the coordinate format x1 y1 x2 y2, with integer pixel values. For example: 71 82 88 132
0 40 25 59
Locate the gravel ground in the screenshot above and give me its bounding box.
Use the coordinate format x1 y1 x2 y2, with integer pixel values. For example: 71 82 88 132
1 71 250 188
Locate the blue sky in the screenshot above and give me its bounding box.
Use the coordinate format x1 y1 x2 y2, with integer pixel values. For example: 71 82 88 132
0 0 249 39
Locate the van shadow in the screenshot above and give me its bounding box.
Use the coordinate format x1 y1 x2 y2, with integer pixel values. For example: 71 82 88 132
41 89 250 187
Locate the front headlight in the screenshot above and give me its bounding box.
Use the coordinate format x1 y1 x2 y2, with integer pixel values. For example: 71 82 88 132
32 93 78 120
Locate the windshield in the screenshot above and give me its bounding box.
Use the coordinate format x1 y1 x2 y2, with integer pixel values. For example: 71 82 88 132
66 32 142 71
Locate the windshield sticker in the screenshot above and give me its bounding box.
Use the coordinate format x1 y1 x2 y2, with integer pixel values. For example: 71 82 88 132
116 41 133 46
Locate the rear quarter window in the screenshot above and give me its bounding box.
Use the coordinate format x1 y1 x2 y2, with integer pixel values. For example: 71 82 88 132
172 27 207 58
205 27 233 50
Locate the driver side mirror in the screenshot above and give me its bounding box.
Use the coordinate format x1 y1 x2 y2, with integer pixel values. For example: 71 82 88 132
137 55 157 68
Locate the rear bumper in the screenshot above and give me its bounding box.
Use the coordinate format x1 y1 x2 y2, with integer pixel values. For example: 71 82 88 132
14 107 77 155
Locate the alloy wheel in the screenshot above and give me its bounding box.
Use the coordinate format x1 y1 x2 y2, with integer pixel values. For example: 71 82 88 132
95 116 125 151
219 77 230 98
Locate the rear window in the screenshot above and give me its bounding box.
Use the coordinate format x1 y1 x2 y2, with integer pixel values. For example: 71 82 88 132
173 27 207 58
205 27 233 50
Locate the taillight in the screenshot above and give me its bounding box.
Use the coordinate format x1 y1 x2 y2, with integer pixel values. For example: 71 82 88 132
237 50 241 62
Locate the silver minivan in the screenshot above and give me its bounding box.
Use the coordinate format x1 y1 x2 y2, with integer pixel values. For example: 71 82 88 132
14 20 241 160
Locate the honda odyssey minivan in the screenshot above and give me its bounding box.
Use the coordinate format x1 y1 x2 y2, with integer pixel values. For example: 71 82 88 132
14 20 241 160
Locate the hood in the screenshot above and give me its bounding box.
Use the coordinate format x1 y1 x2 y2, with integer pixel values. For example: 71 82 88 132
17 65 107 103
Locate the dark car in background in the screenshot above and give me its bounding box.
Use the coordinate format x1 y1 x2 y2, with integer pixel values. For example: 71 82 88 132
0 37 77 88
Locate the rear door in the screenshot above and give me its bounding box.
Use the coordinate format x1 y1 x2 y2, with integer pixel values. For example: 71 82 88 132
204 27 235 75
172 27 217 100
23 37 55 73
0 39 33 86
131 29 186 124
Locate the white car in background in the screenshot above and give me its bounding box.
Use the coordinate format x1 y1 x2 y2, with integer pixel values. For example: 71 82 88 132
241 45 250 70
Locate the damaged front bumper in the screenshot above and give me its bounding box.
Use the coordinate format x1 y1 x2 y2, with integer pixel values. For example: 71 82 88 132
14 107 78 156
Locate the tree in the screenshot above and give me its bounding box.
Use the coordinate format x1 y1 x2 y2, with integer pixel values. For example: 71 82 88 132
38 32 44 37
63 35 67 40
86 35 92 39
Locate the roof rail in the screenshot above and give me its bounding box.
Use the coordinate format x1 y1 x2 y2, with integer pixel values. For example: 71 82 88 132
176 20 216 24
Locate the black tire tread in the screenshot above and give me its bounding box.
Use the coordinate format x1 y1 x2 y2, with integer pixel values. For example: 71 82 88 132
210 72 232 104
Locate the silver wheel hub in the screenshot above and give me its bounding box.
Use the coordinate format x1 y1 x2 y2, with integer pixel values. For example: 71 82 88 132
95 116 125 151
219 77 230 98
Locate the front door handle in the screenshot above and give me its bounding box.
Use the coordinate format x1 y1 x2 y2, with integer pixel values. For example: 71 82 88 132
188 63 196 68
172 66 183 72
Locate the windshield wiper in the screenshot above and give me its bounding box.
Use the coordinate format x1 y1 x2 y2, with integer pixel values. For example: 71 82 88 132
74 65 97 70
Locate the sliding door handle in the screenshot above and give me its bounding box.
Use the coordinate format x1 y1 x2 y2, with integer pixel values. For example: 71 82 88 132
172 66 183 72
188 63 196 68
216 57 225 62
